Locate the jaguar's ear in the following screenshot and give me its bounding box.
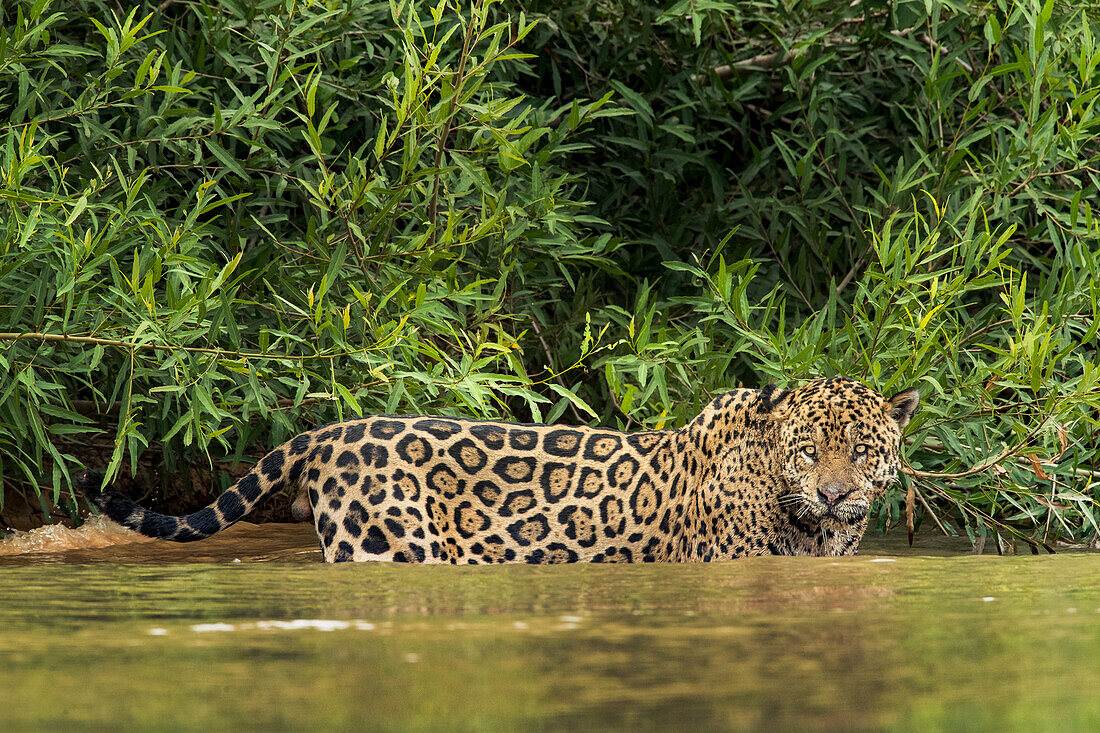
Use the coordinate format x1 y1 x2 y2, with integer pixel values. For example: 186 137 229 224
756 384 790 416
887 388 920 431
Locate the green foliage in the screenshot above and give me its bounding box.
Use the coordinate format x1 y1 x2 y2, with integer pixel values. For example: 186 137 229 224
0 0 1097 549
0 0 621 507
529 0 1100 548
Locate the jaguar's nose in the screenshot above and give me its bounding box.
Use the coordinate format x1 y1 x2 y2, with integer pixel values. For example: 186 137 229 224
817 484 851 506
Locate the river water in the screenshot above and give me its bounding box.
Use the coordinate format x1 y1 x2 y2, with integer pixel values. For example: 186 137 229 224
2 521 1098 731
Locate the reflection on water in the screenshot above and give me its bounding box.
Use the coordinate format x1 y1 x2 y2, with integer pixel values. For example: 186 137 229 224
0 517 973 564
1 523 1098 730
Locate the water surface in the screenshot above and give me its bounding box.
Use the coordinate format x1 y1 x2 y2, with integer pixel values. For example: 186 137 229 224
2 522 1098 731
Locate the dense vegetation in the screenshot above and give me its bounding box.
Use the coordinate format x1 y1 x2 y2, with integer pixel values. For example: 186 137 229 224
1 0 1097 550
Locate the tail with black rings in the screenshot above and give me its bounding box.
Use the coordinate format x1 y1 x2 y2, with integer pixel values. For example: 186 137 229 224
76 436 307 542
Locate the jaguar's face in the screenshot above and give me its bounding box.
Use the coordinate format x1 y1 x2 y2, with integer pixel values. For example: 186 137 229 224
776 379 919 530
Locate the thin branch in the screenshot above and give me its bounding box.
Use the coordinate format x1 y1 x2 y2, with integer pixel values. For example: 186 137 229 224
903 411 1057 480
917 436 1100 481
1 331 224 355
67 381 385 418
1008 165 1100 197
692 24 922 83
914 483 952 536
695 50 794 82
605 384 639 431
427 1 480 246
0 331 377 362
916 32 974 73
920 478 1054 553
834 253 867 295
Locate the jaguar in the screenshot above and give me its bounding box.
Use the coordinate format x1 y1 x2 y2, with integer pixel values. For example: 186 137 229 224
77 376 919 563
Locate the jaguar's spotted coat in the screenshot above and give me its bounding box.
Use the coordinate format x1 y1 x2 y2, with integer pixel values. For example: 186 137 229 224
77 377 919 563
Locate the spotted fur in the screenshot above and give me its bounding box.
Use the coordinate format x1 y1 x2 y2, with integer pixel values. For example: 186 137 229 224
76 377 919 563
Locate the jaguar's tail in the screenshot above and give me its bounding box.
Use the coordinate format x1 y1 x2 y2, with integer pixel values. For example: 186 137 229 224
76 434 310 542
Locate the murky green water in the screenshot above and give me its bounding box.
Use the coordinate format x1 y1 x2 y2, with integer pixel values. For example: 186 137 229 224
2 524 1099 731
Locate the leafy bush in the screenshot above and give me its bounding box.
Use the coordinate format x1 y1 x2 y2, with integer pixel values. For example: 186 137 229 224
1 0 1097 549
0 0 624 517
531 0 1100 549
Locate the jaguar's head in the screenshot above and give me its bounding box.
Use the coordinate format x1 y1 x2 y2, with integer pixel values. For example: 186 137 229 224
772 377 919 531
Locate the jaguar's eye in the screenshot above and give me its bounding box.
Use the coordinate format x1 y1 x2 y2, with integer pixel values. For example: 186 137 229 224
854 444 869 456
801 445 817 459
